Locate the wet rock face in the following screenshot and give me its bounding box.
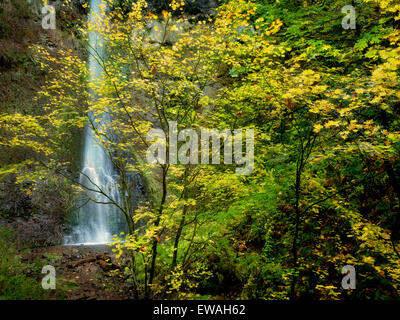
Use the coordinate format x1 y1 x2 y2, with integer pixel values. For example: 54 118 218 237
183 0 220 16
146 0 221 18
0 176 67 248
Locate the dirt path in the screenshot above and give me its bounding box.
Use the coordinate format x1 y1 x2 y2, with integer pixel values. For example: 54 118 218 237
24 244 129 300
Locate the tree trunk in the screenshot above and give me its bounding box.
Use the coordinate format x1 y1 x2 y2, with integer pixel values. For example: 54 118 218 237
147 165 168 298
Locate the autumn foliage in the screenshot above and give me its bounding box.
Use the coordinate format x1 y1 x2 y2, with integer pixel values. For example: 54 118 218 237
2 0 400 300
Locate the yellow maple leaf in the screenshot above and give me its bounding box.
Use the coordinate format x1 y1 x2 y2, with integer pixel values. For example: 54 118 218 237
313 123 323 133
162 10 169 19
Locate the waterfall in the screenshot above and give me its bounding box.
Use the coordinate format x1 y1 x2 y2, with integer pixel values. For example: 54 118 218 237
64 0 126 245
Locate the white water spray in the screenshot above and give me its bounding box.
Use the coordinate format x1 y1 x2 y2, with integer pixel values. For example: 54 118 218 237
64 0 125 245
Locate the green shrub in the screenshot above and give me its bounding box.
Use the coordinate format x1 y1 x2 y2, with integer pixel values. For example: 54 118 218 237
0 227 47 300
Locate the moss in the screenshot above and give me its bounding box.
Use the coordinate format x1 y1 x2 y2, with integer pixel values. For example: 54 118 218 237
0 227 48 300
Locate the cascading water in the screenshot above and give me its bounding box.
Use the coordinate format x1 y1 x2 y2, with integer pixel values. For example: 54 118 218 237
64 0 126 245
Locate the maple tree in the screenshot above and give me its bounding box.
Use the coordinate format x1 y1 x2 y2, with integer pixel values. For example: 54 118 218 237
1 0 400 300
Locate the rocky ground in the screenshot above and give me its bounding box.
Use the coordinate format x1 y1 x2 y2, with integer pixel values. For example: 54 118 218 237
23 244 130 300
